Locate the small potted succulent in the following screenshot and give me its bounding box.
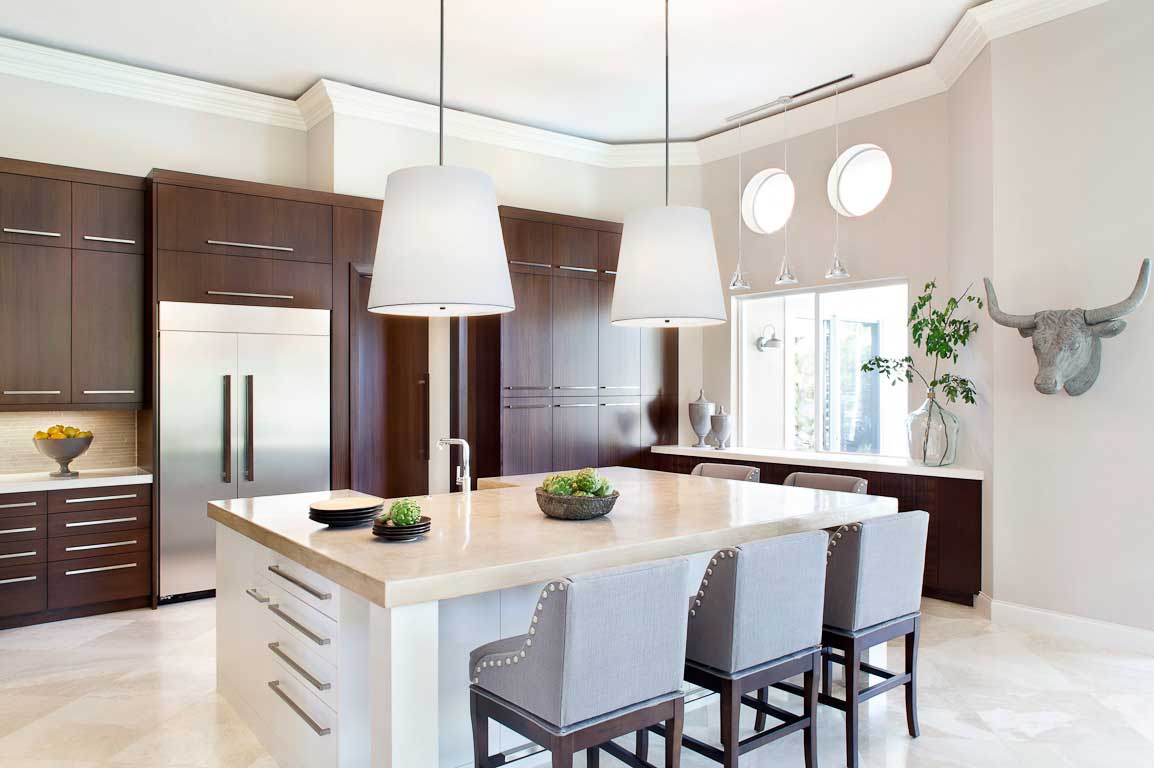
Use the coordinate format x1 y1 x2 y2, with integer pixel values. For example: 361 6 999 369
535 468 618 520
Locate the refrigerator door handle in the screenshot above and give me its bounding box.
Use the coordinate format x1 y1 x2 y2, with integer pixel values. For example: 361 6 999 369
245 374 255 482
222 375 232 483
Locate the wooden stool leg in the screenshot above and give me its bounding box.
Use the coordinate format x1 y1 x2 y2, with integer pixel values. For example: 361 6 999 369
469 692 490 768
720 679 741 768
803 651 819 768
665 697 685 768
585 746 600 767
754 686 769 731
636 729 649 762
844 640 862 768
551 735 574 768
822 648 833 696
905 616 921 738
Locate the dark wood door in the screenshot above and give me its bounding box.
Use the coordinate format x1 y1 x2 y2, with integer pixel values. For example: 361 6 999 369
552 398 599 472
552 225 597 273
597 280 640 393
71 250 143 404
0 173 71 249
71 184 144 254
501 398 553 475
0 244 71 405
552 273 598 394
502 217 551 268
598 397 641 468
641 328 678 397
597 231 621 276
157 250 333 310
641 395 679 450
501 266 552 395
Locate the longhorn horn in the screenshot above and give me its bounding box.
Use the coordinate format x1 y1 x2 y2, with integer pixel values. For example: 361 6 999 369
983 277 1036 329
1085 258 1151 325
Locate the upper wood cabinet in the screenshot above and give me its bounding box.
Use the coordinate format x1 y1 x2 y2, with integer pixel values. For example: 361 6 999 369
156 250 332 310
502 218 551 268
597 231 621 276
552 225 597 273
71 184 144 254
0 173 71 249
156 185 333 264
501 266 552 395
71 250 144 403
597 280 640 392
0 244 71 405
552 271 599 394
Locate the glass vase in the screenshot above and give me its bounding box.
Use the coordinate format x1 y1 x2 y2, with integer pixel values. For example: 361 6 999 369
906 392 959 467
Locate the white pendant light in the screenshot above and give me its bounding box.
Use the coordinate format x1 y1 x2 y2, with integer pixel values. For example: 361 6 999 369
728 118 751 291
825 84 851 281
367 0 514 317
611 0 725 328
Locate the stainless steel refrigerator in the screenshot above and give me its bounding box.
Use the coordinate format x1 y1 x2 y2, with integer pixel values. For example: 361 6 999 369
158 302 330 600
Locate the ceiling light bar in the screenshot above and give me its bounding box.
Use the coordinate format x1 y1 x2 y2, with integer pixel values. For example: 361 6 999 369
724 73 854 125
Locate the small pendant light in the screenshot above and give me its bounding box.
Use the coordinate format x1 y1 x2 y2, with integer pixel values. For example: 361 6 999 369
825 84 850 280
611 0 726 328
728 118 752 291
775 98 798 286
368 0 514 316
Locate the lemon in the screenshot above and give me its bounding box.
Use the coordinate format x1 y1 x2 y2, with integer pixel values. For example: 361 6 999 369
34 431 48 440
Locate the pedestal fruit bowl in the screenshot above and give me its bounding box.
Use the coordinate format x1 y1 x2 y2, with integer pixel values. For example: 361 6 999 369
33 424 94 478
535 468 619 520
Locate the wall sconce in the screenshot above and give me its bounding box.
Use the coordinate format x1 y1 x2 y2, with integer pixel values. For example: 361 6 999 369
755 323 782 351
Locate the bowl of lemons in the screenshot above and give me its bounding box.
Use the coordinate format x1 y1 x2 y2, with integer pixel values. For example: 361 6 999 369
33 425 94 478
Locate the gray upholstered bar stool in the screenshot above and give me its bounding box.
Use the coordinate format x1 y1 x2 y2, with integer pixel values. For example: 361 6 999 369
628 531 828 768
783 471 867 493
468 558 690 768
692 463 761 482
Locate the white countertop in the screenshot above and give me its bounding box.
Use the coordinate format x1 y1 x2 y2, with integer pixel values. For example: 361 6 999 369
0 467 153 495
651 445 985 481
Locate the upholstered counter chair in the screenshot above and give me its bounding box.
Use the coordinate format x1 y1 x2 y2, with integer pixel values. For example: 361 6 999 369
691 463 760 482
469 558 690 768
783 471 867 493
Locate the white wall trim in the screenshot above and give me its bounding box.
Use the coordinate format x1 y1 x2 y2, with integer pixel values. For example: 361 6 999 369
989 597 1154 655
0 0 1108 166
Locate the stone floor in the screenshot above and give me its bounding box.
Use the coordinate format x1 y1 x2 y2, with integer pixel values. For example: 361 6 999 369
0 598 1150 767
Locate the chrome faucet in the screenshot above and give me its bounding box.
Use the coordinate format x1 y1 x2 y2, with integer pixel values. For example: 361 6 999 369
437 437 471 491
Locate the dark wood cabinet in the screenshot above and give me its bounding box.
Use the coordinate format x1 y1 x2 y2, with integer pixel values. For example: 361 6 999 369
597 280 640 392
501 398 553 475
502 217 551 268
641 328 678 397
0 172 71 249
47 552 149 610
72 250 144 403
641 395 679 449
0 563 47 618
598 397 642 468
501 266 553 395
71 184 144 254
552 225 597 272
552 272 598 394
552 398 599 472
0 243 71 405
597 231 621 275
157 250 333 310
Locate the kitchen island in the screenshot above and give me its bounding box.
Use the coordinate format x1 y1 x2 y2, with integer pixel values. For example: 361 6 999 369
209 467 897 768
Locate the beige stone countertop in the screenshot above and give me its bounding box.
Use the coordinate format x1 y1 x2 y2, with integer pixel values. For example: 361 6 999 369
208 467 897 608
651 445 986 481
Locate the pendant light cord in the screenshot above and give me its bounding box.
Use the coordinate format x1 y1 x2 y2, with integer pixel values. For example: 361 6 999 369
664 0 670 206
783 100 790 267
439 0 445 166
735 118 743 270
833 84 840 254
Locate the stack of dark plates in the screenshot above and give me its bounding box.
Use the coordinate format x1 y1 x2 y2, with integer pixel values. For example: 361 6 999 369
372 515 432 542
309 496 384 528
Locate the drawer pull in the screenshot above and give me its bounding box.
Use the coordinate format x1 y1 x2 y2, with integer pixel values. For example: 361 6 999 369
504 404 548 410
3 390 61 395
0 526 37 535
65 493 138 504
82 389 136 395
600 402 639 407
206 290 295 301
267 564 331 600
554 403 596 408
554 386 596 390
503 386 549 390
0 550 36 560
603 269 618 275
557 265 597 273
83 235 137 245
599 385 639 389
245 587 270 604
267 680 331 736
3 227 60 238
65 516 137 528
0 501 37 510
508 260 550 269
0 575 37 585
64 539 137 553
268 642 331 691
206 239 294 253
65 562 137 576
267 604 330 646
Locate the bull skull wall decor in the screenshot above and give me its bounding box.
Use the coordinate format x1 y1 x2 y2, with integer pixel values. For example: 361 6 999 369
984 259 1150 395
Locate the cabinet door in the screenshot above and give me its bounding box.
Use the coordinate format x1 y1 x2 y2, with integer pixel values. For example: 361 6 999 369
502 218 551 268
598 397 641 469
551 273 598 394
501 267 552 395
641 327 678 397
71 184 144 254
552 225 597 273
0 244 71 405
500 398 552 475
72 250 144 404
552 398 598 472
597 231 621 276
597 280 640 392
157 250 333 310
0 173 70 249
641 395 679 450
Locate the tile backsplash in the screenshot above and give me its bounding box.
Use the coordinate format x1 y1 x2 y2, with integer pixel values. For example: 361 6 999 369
0 411 138 474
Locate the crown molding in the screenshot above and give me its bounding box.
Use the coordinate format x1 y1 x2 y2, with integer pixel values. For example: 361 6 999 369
0 0 1111 167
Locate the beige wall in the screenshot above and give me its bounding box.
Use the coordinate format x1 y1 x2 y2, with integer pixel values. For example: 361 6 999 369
0 411 137 473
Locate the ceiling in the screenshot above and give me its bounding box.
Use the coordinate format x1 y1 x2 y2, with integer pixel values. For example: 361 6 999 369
0 1 986 143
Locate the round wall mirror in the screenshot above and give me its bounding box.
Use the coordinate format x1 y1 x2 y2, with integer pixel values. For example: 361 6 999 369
827 144 893 217
741 168 795 235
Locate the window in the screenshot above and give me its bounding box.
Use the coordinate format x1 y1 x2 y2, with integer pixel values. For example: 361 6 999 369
735 281 908 456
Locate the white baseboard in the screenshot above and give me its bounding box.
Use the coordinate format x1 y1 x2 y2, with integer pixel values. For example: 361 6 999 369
988 596 1154 655
975 591 993 620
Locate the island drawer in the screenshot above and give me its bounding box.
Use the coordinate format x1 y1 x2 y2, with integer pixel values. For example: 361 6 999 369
264 554 341 621
0 562 46 617
47 484 151 514
48 505 151 537
257 655 338 767
264 581 339 667
47 552 149 609
0 538 46 565
0 514 46 542
0 492 47 517
47 528 149 561
266 626 339 713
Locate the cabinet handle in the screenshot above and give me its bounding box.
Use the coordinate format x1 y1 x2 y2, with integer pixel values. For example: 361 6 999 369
0 526 37 535
0 575 36 585
268 642 331 691
206 290 295 300
244 375 254 482
83 235 137 245
508 260 550 269
206 239 294 253
267 564 331 600
65 516 137 528
554 403 596 408
222 374 233 483
267 681 331 736
557 265 597 273
600 385 639 389
603 270 618 275
66 493 137 504
65 562 137 576
503 386 549 390
0 550 36 560
82 390 136 395
600 402 640 407
504 404 548 410
64 539 137 553
268 603 331 646
2 227 60 238
554 386 596 390
0 502 37 510
3 390 61 395
245 587 270 603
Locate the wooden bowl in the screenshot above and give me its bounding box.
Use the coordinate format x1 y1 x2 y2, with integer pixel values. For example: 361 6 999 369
33 436 93 478
535 488 619 520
